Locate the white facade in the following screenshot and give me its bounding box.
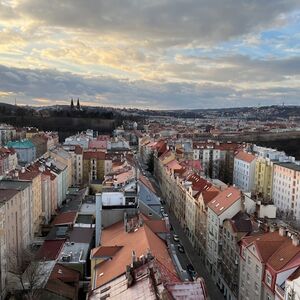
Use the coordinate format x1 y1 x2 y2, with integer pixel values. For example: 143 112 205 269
285 274 300 300
206 197 241 281
272 163 300 219
239 243 264 300
233 157 256 192
0 204 7 299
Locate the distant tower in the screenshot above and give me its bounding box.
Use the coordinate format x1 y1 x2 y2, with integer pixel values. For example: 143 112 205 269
77 98 81 110
70 98 74 109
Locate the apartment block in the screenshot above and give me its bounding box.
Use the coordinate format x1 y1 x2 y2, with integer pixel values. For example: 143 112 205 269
239 228 300 300
233 151 256 192
206 186 242 286
272 162 300 219
82 150 106 184
6 139 36 164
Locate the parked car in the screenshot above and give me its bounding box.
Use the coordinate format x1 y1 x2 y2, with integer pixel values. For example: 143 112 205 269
177 244 185 253
173 234 180 242
162 213 168 218
186 264 197 280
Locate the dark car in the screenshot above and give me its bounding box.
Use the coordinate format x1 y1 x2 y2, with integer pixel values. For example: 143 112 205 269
186 264 197 280
186 264 195 273
177 244 185 253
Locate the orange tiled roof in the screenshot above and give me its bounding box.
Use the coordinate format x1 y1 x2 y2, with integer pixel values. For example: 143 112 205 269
144 220 169 233
93 220 178 288
235 151 256 163
207 186 240 216
242 231 300 271
91 246 123 258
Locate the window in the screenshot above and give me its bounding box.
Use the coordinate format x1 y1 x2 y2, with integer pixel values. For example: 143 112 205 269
255 265 259 274
247 256 251 265
265 271 272 287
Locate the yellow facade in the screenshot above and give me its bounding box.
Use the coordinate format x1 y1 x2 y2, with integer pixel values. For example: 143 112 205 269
254 157 273 200
32 174 42 234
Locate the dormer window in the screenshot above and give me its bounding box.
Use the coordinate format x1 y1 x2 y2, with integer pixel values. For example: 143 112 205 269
265 271 272 287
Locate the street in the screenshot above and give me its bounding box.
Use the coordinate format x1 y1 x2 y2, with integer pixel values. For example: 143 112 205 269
135 155 224 299
165 205 224 300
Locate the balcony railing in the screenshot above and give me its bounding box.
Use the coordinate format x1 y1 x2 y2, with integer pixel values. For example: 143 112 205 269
275 284 285 299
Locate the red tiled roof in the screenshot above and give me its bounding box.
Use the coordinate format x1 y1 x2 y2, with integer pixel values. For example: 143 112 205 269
51 212 77 226
144 220 169 233
235 151 256 163
83 150 106 160
18 168 40 181
36 240 65 261
93 219 178 288
74 145 83 155
88 140 107 150
49 263 80 282
201 187 220 205
46 278 77 299
186 173 211 192
242 231 300 271
91 246 123 258
207 186 241 216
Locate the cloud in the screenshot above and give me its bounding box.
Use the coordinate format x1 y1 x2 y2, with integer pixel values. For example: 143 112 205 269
0 64 299 109
17 0 300 46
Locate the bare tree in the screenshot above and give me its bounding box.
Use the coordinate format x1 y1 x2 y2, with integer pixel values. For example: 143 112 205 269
7 248 49 300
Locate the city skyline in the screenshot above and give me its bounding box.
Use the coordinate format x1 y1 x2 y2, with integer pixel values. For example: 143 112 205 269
0 1 299 109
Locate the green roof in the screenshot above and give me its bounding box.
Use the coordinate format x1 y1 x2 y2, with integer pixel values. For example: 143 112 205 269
7 139 35 149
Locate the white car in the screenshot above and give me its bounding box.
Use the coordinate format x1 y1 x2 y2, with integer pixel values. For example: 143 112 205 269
173 234 180 242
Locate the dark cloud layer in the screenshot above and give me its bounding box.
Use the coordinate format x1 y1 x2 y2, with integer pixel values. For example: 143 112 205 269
0 64 299 109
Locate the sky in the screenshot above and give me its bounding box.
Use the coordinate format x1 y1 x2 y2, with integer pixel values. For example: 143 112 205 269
0 0 299 109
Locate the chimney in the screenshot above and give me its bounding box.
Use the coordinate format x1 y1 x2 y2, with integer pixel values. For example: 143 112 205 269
126 265 134 287
95 193 102 246
279 226 286 237
131 250 137 266
292 234 300 247
269 224 276 232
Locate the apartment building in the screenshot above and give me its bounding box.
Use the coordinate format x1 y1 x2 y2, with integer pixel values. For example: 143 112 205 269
272 162 300 220
0 200 6 299
206 186 242 285
239 228 300 300
0 148 17 177
233 151 256 192
50 147 74 187
255 156 274 200
6 139 36 164
220 212 254 300
193 141 241 183
253 145 294 200
18 167 42 234
0 181 32 259
0 124 16 146
194 186 220 257
82 150 106 184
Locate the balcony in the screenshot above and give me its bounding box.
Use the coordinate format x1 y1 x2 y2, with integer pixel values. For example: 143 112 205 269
275 284 285 299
